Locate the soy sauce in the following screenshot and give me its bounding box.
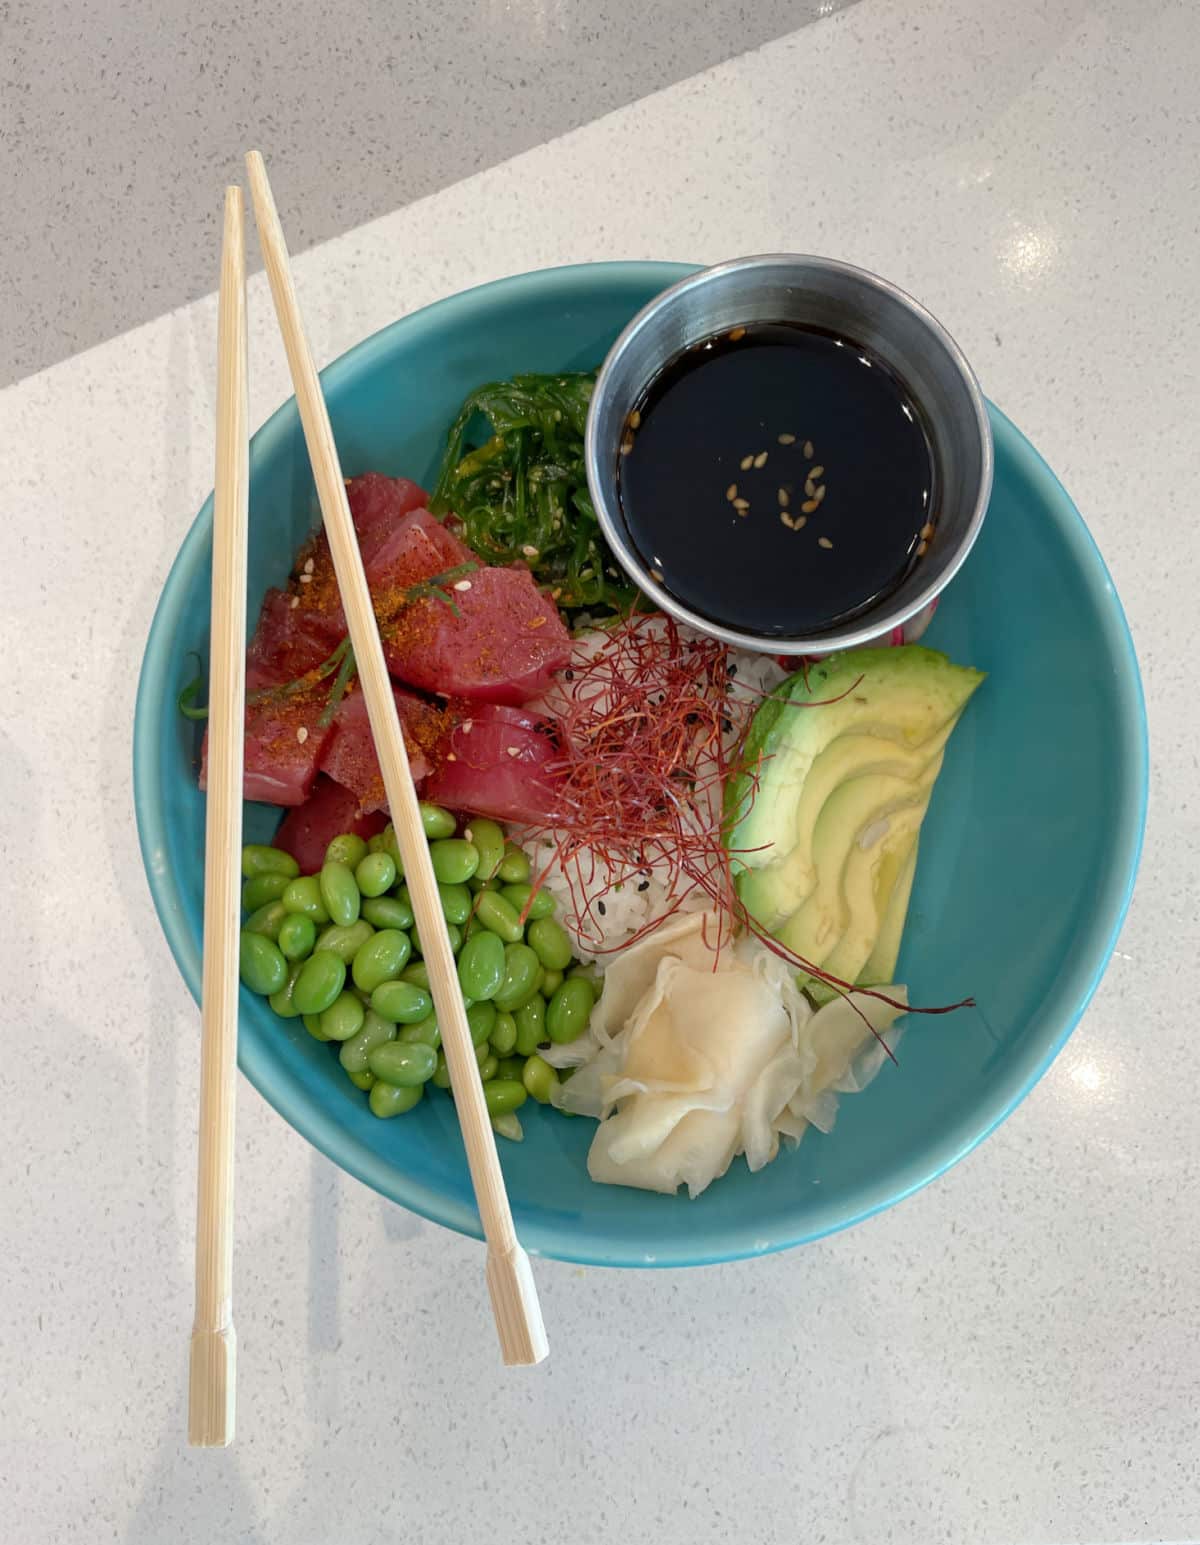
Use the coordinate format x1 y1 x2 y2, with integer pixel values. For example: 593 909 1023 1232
616 322 937 637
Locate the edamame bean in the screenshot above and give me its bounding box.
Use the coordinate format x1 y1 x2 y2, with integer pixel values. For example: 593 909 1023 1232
314 919 374 964
527 917 573 973
366 832 387 855
457 932 505 1002
489 1012 517 1057
292 951 347 1016
495 1056 525 1081
411 921 462 957
436 883 472 926
370 980 433 1024
522 1053 559 1104
432 1050 451 1089
244 900 287 941
514 993 547 1056
484 1079 527 1117
361 895 414 931
474 890 524 944
540 969 563 998
346 1068 376 1092
278 912 317 961
429 838 480 885
400 960 430 990
302 1012 329 1041
242 872 290 911
419 801 456 840
463 818 505 880
466 1000 497 1046
355 851 396 898
499 883 555 922
239 931 287 995
241 844 299 880
268 960 304 1018
351 929 411 992
319 860 360 928
368 1040 436 1086
338 1009 395 1072
325 833 369 869
376 824 403 871
369 1080 424 1117
492 943 541 1012
477 1053 498 1083
281 876 330 925
319 990 365 1042
547 977 595 1044
468 874 501 894
496 844 531 884
491 1112 523 1141
399 1015 440 1050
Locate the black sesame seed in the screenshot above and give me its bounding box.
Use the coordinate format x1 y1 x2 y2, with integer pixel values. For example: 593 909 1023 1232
597 900 607 916
721 717 733 734
728 663 738 677
637 880 650 891
565 669 574 680
538 1041 551 1051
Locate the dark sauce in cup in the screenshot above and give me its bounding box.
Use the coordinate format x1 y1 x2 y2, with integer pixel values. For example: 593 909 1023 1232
615 322 937 636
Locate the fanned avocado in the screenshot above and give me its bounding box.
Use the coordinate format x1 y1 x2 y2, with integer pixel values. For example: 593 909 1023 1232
725 645 982 990
860 837 920 987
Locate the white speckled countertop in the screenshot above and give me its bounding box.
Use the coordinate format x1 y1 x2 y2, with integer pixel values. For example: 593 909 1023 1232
3 1 1198 1540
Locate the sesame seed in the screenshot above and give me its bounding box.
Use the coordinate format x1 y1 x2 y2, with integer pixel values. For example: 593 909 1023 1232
726 483 738 501
620 438 634 455
818 536 834 549
296 726 308 743
290 595 300 609
917 539 928 557
778 433 796 445
729 326 747 341
801 498 818 514
810 465 825 479
794 514 808 529
551 587 562 600
733 498 749 511
597 899 607 915
464 827 474 842
462 720 473 733
780 511 794 529
650 567 664 583
920 522 934 540
506 746 520 758
446 752 457 762
753 451 768 469
454 579 472 591
298 573 312 584
303 557 315 574
740 454 754 471
521 544 539 557
814 485 826 505
803 440 814 458
805 478 816 497
629 409 642 429
778 488 790 508
528 616 547 628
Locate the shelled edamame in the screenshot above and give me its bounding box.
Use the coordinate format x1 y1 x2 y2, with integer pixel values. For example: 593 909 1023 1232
237 802 596 1139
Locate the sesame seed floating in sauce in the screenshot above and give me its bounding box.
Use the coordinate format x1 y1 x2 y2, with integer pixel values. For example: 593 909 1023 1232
778 488 790 507
753 451 768 469
920 522 934 541
778 432 796 445
818 536 834 549
804 477 816 497
810 465 825 480
729 327 747 341
650 567 664 583
916 539 928 557
628 409 642 429
740 454 754 471
733 498 749 512
794 514 807 529
726 483 738 501
801 498 818 514
803 440 814 458
813 485 827 505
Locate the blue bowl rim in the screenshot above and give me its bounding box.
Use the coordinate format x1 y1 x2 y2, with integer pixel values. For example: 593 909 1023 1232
133 260 1148 1268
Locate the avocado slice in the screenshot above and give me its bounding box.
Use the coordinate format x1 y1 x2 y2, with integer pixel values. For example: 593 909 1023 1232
860 836 919 987
726 645 982 991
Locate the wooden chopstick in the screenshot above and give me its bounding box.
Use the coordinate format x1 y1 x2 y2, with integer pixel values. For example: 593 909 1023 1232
244 150 548 1367
189 185 249 1447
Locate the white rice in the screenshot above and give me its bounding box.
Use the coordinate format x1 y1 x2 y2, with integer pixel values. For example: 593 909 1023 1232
519 625 785 967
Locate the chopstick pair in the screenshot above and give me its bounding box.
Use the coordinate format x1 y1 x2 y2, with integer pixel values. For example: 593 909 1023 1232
189 156 548 1448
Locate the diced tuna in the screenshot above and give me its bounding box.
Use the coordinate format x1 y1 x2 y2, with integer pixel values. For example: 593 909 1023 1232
273 776 388 875
422 702 563 825
318 685 446 813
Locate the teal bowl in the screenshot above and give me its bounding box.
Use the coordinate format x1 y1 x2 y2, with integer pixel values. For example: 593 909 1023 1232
134 261 1147 1266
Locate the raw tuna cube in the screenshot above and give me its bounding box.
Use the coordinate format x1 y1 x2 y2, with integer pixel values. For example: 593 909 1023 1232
422 702 563 825
245 588 333 689
347 473 429 562
318 685 446 813
201 684 334 806
383 566 571 706
273 776 388 875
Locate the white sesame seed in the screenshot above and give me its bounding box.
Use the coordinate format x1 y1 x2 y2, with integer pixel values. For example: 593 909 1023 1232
650 567 664 583
506 746 520 758
818 536 834 549
726 483 738 501
920 522 934 540
733 498 750 512
628 409 641 429
753 451 768 469
446 752 457 762
810 465 825 480
814 485 826 505
794 514 807 529
729 326 747 341
778 433 796 445
296 725 309 743
299 572 313 584
620 438 633 455
453 579 472 591
290 595 300 609
917 539 928 557
779 511 794 529
803 440 814 458
778 488 790 507
805 478 816 497
462 719 473 733
801 498 819 514
303 556 315 574
521 544 539 558
740 454 754 471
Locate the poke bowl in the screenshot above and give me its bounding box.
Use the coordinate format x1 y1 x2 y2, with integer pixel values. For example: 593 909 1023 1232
134 260 1147 1266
